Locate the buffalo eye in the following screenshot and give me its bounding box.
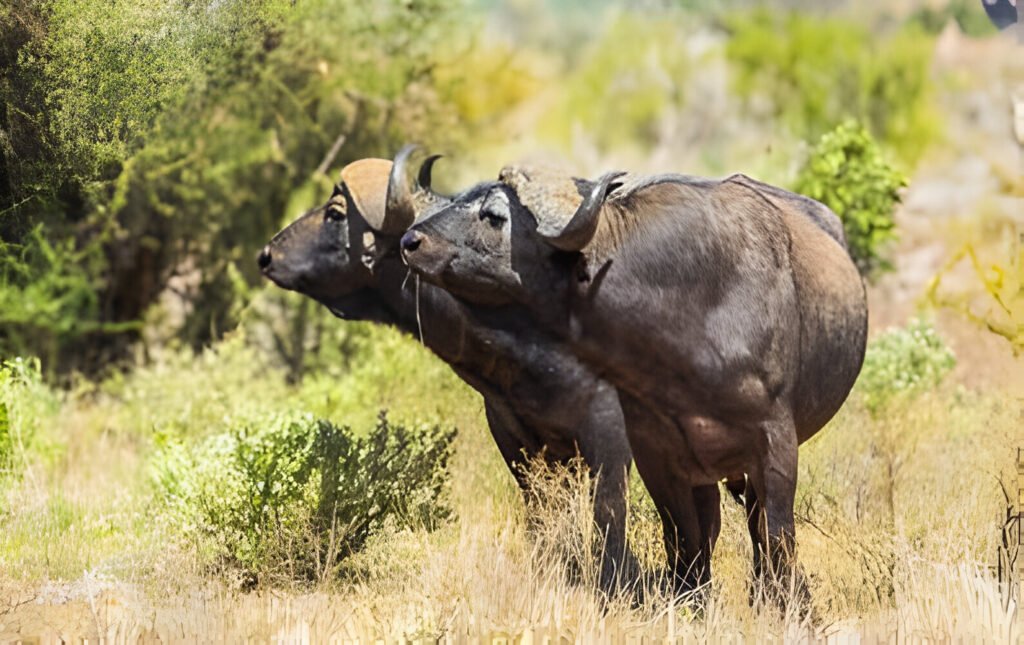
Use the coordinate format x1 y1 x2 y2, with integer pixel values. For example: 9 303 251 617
325 201 346 222
480 208 505 228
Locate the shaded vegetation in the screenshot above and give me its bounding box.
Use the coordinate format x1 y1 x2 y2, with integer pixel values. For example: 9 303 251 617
1 0 464 373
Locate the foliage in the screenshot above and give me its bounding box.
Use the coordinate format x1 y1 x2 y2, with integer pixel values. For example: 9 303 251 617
542 12 692 153
433 41 547 137
0 357 55 481
152 410 456 584
0 227 139 375
928 239 1024 356
0 0 466 374
908 0 998 38
854 318 956 415
725 9 937 163
794 121 907 277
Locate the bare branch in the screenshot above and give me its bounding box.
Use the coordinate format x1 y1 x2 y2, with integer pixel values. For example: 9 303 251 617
315 134 347 178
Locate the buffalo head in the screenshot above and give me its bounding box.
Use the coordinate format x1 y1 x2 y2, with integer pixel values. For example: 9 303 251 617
260 145 445 314
400 165 623 307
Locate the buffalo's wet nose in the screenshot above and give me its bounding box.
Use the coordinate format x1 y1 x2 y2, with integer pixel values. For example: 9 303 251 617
258 246 272 270
401 230 422 253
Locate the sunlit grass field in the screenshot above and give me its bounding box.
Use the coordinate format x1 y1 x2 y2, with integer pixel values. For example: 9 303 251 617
0 313 1020 640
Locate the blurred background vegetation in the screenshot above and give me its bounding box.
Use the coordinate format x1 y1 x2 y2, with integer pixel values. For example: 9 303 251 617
0 0 958 380
1 0 1022 638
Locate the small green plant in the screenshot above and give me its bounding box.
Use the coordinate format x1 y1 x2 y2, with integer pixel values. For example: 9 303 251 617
152 410 456 586
794 121 907 277
855 318 956 415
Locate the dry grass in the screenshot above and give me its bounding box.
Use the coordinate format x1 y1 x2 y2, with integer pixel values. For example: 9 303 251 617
0 370 1020 641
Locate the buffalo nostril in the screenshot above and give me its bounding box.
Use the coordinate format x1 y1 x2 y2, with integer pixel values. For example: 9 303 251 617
258 246 272 270
401 230 423 253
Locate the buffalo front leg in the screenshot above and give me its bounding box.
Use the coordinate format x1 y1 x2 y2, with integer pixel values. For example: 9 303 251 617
484 398 534 491
577 382 641 596
618 393 708 596
581 447 639 596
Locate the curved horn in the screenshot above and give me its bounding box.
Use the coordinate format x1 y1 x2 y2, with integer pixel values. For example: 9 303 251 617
380 143 419 235
417 154 443 190
537 171 625 252
414 153 452 218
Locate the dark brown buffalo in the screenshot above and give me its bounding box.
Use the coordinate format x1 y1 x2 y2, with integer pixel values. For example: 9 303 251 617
400 166 868 600
258 149 639 594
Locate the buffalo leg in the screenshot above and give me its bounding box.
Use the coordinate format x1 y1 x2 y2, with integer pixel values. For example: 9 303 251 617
618 393 707 595
484 398 533 491
693 483 722 562
748 414 809 609
576 382 640 595
579 440 638 593
743 477 766 580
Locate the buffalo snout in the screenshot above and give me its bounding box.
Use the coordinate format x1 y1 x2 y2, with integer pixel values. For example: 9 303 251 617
400 230 423 254
257 245 273 271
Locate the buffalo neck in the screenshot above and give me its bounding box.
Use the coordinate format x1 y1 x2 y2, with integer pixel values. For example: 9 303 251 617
370 256 473 363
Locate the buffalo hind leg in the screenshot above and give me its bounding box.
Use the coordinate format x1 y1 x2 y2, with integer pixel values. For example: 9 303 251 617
689 483 722 604
748 415 811 613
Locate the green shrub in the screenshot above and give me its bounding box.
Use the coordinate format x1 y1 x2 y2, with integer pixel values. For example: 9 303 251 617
855 318 956 415
152 410 456 585
725 10 937 164
794 121 907 278
0 357 57 480
0 227 139 376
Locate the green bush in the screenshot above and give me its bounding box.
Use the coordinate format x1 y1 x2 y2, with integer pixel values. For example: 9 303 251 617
0 357 60 482
152 410 456 585
0 227 139 376
794 121 907 278
855 318 956 415
725 9 937 164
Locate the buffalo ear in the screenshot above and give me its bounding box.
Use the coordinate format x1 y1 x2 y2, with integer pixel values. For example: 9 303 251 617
340 158 394 232
536 171 625 252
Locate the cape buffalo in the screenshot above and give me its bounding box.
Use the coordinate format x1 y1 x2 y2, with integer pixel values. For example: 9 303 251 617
400 165 868 602
258 148 639 594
